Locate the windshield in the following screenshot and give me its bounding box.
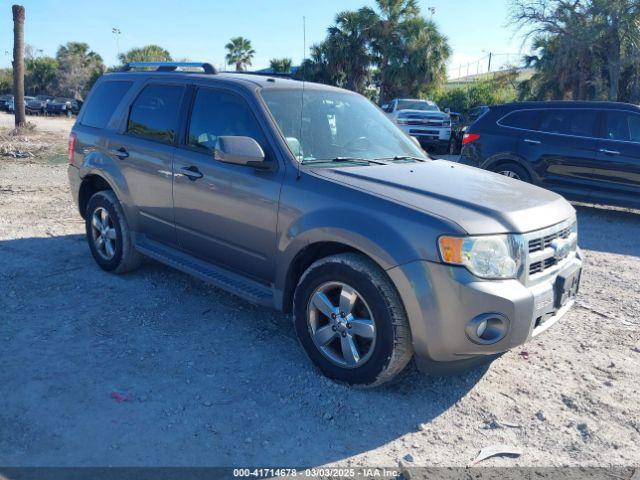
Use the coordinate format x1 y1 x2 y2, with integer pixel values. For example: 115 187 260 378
261 88 427 164
396 100 439 112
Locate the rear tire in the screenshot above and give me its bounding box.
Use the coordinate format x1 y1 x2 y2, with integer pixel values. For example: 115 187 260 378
85 190 141 274
492 162 531 183
293 253 413 387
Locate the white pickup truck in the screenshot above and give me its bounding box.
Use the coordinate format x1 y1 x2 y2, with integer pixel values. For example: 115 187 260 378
382 98 452 154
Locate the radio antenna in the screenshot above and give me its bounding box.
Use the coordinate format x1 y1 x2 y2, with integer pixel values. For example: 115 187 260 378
297 16 306 180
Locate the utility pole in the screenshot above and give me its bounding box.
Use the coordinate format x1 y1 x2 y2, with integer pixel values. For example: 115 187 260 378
112 27 121 58
487 52 492 73
12 4 26 127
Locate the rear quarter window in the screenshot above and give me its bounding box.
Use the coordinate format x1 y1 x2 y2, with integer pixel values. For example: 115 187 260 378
80 80 133 129
499 110 539 130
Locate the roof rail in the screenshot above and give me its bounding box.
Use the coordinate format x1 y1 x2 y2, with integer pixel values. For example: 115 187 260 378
222 71 295 79
121 62 217 74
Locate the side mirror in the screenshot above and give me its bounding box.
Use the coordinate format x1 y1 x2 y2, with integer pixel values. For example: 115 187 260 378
444 107 450 114
381 104 389 111
214 136 268 169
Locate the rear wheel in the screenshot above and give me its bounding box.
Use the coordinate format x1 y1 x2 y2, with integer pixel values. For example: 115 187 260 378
293 253 412 387
492 162 531 183
85 190 141 273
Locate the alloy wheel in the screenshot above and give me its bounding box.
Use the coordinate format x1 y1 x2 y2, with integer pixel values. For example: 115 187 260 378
307 281 376 368
497 169 522 180
91 207 117 260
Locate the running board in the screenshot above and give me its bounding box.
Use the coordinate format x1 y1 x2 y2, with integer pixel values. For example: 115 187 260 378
135 237 275 307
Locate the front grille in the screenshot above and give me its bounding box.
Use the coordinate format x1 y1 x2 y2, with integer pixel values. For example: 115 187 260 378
407 120 444 127
528 225 572 254
525 220 576 279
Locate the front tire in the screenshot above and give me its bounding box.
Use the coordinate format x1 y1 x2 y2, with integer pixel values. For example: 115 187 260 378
85 190 141 273
492 162 531 183
293 253 412 387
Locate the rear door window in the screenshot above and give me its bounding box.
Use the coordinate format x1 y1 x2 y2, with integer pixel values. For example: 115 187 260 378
537 109 598 138
127 84 185 144
604 111 640 143
500 110 539 129
81 80 132 129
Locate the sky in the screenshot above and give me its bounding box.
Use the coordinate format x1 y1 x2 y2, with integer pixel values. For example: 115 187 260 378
0 0 528 78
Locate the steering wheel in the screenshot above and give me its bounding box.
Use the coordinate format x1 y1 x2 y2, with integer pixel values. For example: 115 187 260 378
343 136 371 151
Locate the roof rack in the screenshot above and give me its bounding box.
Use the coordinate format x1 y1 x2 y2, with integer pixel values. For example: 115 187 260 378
121 62 217 74
222 71 295 79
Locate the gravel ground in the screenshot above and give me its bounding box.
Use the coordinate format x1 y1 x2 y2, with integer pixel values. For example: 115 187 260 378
0 115 639 468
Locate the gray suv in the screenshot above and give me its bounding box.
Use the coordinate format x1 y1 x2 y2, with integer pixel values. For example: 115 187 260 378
68 62 583 386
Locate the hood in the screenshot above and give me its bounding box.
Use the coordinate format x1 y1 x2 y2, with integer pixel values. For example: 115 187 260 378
312 160 575 235
395 109 448 119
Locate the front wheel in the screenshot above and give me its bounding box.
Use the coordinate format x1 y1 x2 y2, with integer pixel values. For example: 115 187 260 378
293 253 413 387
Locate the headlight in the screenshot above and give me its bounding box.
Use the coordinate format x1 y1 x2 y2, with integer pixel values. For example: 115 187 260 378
438 234 524 279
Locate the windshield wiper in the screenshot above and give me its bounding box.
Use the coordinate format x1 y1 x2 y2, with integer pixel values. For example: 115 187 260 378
302 157 388 165
374 155 428 163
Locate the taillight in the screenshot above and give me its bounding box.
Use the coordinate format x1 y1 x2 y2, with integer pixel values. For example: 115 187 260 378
68 133 77 164
462 133 481 145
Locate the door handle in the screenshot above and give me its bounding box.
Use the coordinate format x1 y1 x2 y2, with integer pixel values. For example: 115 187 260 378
523 138 541 145
109 147 129 159
599 148 620 156
180 166 203 181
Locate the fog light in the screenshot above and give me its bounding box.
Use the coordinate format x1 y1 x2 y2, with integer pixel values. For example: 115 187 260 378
466 313 509 345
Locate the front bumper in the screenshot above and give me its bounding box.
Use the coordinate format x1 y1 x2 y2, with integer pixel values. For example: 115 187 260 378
387 250 583 369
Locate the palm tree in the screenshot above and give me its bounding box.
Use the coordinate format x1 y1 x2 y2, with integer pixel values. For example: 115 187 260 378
118 45 172 64
269 57 292 73
325 8 377 92
225 37 255 71
12 4 26 127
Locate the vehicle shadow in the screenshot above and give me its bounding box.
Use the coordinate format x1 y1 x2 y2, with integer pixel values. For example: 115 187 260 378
573 203 640 257
0 234 490 467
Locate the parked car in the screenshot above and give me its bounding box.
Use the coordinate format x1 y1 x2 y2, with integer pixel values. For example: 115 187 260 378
382 98 452 154
447 111 465 155
7 96 35 113
45 97 81 117
26 94 55 115
68 62 582 386
0 94 13 112
460 101 640 209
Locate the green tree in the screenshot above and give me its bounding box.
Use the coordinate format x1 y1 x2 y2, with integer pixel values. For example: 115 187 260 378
56 42 105 100
118 45 173 64
269 57 293 73
0 68 12 94
511 0 640 101
434 71 519 114
225 37 255 71
25 56 58 95
297 0 450 100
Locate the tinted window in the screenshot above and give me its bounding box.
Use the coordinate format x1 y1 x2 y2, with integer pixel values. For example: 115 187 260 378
81 81 132 129
127 84 184 143
605 111 640 143
500 110 539 129
188 88 267 153
538 109 598 137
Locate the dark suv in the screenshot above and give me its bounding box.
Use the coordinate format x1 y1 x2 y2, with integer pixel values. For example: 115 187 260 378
68 63 582 386
460 101 640 209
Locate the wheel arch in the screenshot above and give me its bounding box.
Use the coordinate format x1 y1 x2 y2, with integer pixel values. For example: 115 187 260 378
279 241 397 314
78 173 115 219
